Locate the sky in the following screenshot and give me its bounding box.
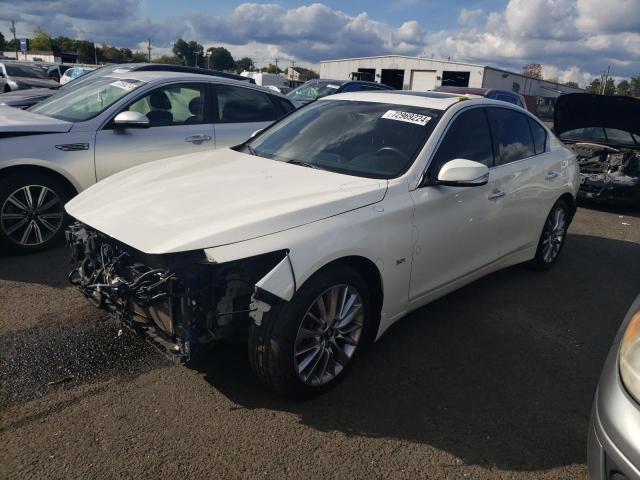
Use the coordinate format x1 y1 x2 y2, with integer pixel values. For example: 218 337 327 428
1 0 639 86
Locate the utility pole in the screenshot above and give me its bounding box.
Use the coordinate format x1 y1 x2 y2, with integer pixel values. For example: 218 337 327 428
10 20 18 60
274 57 278 72
600 65 610 95
94 43 98 65
147 38 151 62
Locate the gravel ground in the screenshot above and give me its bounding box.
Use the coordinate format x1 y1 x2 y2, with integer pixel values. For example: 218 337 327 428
1 203 639 480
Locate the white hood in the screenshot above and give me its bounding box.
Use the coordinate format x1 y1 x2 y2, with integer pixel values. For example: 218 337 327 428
0 105 72 133
66 149 387 254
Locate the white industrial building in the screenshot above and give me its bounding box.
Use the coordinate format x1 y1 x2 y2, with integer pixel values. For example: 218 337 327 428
320 55 584 117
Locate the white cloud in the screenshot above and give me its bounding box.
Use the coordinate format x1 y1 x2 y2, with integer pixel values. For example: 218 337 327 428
1 0 638 85
458 8 483 26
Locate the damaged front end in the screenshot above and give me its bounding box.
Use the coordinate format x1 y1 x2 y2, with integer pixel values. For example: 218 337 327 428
568 143 640 204
66 222 286 362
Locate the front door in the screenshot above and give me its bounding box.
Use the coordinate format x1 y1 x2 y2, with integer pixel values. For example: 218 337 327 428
94 82 214 181
409 107 501 301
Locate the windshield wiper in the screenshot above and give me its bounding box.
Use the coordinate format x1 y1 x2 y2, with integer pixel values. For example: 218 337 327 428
287 159 323 170
245 144 257 156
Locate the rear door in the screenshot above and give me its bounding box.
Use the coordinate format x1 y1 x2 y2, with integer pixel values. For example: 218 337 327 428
94 82 213 181
212 84 289 148
485 107 558 257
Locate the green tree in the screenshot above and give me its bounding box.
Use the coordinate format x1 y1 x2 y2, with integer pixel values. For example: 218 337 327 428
76 41 97 63
630 76 640 97
0 32 6 52
6 38 19 51
30 27 52 51
585 78 602 94
235 56 254 73
172 39 204 67
262 63 282 74
130 51 149 62
206 46 235 71
616 79 631 96
603 77 615 95
564 81 579 88
153 55 182 65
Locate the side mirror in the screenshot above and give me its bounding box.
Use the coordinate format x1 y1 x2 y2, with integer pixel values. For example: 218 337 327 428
113 111 150 129
437 159 489 187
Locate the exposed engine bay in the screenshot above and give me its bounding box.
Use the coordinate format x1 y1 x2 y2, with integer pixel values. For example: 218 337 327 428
567 142 640 203
66 222 286 362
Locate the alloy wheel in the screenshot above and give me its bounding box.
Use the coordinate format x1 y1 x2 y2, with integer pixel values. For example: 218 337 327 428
1 185 64 246
541 205 566 264
294 284 364 386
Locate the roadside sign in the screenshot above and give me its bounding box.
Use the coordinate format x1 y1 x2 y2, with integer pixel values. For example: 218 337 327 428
20 38 29 52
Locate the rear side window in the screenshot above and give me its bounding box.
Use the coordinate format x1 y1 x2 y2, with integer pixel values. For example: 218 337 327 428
487 108 536 165
527 117 547 154
430 108 494 172
215 85 279 123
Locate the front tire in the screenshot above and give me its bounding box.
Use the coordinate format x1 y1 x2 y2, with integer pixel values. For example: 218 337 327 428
529 198 570 271
248 264 372 399
0 171 69 254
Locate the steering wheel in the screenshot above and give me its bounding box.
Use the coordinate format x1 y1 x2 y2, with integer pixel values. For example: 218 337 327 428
374 146 406 161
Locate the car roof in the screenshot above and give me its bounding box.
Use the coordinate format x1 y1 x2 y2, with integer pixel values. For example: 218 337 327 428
102 71 291 98
321 91 531 113
319 91 470 110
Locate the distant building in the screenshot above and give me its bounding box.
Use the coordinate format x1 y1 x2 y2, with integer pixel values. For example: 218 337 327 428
320 55 584 118
285 66 319 82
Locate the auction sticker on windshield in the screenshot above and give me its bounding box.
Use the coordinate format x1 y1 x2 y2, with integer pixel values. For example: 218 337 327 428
109 79 144 91
382 110 431 126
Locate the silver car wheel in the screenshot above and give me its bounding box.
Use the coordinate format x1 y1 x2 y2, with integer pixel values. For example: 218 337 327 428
1 185 63 246
294 284 364 386
541 205 566 264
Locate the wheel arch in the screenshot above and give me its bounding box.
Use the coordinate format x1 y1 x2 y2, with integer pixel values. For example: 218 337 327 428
297 255 384 343
0 164 79 198
557 191 577 221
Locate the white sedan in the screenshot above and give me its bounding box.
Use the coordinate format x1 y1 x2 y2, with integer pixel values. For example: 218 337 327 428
65 91 579 398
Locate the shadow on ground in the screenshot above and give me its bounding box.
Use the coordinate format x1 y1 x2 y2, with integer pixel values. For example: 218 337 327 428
0 243 69 288
192 233 640 472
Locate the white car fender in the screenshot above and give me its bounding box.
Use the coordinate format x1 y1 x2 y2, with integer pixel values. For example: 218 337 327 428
205 181 415 338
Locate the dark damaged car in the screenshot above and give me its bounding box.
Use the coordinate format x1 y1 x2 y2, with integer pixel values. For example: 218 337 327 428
555 93 640 206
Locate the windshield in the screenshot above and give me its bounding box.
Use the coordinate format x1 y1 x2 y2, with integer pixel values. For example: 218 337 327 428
30 77 146 122
241 100 441 179
4 64 49 79
286 81 344 103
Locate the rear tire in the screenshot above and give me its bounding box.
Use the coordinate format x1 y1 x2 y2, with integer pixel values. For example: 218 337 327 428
0 171 70 254
248 264 372 399
528 198 570 271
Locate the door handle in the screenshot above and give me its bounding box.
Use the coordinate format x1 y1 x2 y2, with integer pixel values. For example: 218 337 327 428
185 134 212 144
488 190 506 200
545 171 559 180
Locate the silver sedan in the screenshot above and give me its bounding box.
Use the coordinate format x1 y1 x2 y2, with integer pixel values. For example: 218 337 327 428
0 71 295 252
589 292 640 479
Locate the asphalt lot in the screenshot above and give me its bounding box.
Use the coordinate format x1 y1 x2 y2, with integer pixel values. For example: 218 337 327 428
1 203 639 479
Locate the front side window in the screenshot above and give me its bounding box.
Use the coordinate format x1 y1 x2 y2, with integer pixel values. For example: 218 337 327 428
487 108 536 165
126 84 206 127
216 85 279 123
240 100 441 179
430 108 494 174
30 77 146 122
